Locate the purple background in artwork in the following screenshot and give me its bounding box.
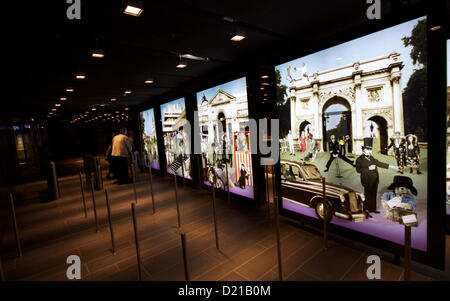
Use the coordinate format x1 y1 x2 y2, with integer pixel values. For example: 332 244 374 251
204 181 254 199
446 204 450 216
282 198 427 252
144 161 159 171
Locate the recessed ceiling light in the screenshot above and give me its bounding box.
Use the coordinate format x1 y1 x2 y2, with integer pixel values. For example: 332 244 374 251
110 98 117 102
176 59 187 69
180 54 210 62
124 107 129 111
429 25 442 31
76 73 86 79
261 75 269 79
91 107 96 111
52 108 57 111
230 31 245 42
145 78 154 84
92 49 105 58
60 97 67 101
66 88 74 92
124 0 143 16
100 104 105 107
124 90 132 94
55 104 61 107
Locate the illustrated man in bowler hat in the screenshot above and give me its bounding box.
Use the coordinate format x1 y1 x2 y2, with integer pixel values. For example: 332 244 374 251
355 137 398 214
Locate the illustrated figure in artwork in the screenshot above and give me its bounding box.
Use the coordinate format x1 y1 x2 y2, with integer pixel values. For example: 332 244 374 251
339 135 347 156
288 130 296 155
299 131 307 153
405 134 421 175
355 138 398 214
386 131 406 174
304 134 319 163
381 175 417 223
295 63 309 82
236 163 249 189
324 135 355 172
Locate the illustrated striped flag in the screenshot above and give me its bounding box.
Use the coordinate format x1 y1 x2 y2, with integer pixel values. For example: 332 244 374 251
233 131 253 187
235 152 253 186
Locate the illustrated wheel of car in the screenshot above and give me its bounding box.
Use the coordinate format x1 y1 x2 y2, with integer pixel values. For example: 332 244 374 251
207 168 217 185
314 199 333 223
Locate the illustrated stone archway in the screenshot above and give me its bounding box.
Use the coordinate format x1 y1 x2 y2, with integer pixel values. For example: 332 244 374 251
321 96 353 152
288 52 405 155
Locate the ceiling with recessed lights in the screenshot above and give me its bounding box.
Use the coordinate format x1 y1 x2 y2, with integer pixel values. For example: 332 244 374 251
6 0 440 121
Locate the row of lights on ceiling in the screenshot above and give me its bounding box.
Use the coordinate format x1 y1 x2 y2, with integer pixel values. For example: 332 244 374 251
55 1 247 119
70 111 131 124
260 74 269 102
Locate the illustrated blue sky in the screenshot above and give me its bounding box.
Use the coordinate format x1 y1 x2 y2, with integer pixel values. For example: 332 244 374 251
276 17 425 93
196 77 248 104
142 108 156 135
160 97 186 120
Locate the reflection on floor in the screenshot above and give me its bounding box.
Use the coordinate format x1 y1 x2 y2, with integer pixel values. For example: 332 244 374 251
0 158 447 281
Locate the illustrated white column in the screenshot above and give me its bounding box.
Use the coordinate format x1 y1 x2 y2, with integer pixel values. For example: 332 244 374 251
290 93 296 134
312 83 320 140
354 73 363 154
391 68 403 135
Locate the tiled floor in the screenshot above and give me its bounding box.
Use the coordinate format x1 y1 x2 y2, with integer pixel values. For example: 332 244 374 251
0 159 448 281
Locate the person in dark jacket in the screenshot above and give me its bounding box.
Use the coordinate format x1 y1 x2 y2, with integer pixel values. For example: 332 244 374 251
355 137 398 213
324 135 354 172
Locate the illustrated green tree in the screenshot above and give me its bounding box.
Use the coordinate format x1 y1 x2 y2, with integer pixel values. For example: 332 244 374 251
276 69 291 138
402 18 427 141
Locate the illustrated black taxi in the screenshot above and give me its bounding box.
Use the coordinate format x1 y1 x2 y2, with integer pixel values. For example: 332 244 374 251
280 160 369 222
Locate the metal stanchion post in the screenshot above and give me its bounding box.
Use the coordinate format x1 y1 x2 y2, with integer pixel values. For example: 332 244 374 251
180 232 189 281
132 163 138 204
104 189 116 254
174 174 181 228
90 176 99 232
131 203 143 281
322 177 328 249
265 165 270 218
212 184 220 250
148 165 155 214
48 162 60 200
226 162 230 203
274 195 282 281
404 225 411 281
181 156 186 187
79 172 88 218
9 193 22 257
271 165 276 206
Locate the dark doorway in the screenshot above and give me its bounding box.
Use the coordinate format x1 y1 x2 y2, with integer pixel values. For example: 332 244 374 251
367 116 388 155
299 121 312 137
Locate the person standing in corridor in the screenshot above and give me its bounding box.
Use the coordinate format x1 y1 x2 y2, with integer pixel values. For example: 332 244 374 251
111 127 133 184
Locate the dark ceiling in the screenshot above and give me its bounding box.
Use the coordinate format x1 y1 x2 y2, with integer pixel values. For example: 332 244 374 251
6 0 445 122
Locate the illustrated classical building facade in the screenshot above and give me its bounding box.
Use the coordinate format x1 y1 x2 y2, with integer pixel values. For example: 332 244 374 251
289 52 404 154
198 89 250 144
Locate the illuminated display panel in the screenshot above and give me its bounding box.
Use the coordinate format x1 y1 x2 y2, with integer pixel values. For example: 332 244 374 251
160 97 191 179
275 17 428 251
140 108 160 170
196 77 254 199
